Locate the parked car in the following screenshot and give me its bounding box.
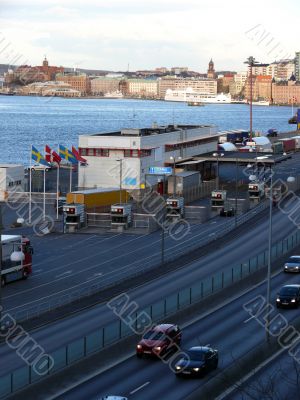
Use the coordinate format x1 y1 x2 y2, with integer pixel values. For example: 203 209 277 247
136 324 181 358
175 346 218 377
276 284 300 308
284 256 300 273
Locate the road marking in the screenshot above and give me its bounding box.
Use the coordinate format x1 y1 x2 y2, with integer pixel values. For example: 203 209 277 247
129 381 150 395
34 269 42 273
94 272 103 277
243 315 256 323
55 270 72 278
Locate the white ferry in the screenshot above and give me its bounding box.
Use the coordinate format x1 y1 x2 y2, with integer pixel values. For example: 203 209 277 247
164 88 231 104
104 90 123 98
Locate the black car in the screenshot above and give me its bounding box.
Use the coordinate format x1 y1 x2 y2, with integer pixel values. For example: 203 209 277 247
174 346 218 377
276 284 300 308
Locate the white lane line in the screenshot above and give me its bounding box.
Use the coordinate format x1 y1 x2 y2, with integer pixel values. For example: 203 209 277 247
34 269 42 273
55 270 72 278
129 381 150 395
244 315 256 323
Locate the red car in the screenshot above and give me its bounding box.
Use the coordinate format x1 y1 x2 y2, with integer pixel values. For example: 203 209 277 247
136 324 182 358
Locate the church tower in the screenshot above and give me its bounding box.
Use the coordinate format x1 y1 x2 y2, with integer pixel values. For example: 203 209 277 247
207 59 215 79
42 56 49 68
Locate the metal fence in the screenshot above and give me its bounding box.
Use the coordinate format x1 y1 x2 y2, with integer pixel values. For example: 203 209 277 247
1 228 300 398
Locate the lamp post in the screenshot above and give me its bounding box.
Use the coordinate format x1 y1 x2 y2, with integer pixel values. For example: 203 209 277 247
0 203 2 324
266 167 273 343
244 56 259 142
116 159 123 203
235 157 238 227
213 153 224 190
170 156 182 197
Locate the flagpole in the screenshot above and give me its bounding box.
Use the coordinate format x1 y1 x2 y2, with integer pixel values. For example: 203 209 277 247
43 166 46 221
56 162 60 220
29 146 32 224
69 163 72 193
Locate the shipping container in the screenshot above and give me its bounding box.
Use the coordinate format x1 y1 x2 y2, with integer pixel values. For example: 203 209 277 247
277 138 296 153
272 141 284 154
66 188 129 209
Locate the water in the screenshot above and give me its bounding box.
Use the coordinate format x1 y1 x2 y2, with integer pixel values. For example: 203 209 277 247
0 95 296 165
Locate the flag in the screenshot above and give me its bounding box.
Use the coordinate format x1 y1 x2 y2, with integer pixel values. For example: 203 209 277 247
31 146 50 167
45 145 62 164
59 145 77 164
72 146 87 164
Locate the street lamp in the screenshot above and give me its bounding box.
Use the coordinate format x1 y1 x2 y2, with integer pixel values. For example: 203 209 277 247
244 56 259 142
213 153 224 190
116 159 123 203
170 156 182 197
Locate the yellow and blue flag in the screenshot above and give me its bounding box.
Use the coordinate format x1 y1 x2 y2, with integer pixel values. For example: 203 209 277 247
31 146 50 167
59 145 77 164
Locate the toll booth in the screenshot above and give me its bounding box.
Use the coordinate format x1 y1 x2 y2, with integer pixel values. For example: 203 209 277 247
265 185 284 205
63 204 85 233
111 204 132 230
248 182 265 202
166 197 184 221
211 190 227 209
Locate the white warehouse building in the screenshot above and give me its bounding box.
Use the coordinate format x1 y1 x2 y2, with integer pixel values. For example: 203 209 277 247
78 124 219 190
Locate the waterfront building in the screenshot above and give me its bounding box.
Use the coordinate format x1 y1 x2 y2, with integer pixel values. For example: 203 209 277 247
4 57 64 85
247 63 269 76
21 81 81 97
55 73 91 95
171 67 189 75
244 75 272 101
158 77 217 99
217 73 235 93
272 78 300 105
267 59 295 81
120 79 158 98
78 124 218 190
90 77 121 95
229 71 247 97
295 52 300 81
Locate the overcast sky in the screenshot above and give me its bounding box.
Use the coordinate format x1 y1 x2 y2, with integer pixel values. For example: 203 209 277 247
0 0 299 73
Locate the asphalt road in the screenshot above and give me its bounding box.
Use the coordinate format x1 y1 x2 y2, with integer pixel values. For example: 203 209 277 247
1 207 256 316
53 271 300 400
0 202 298 376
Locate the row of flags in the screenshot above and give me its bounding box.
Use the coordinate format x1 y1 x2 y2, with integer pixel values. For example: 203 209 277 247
31 145 87 167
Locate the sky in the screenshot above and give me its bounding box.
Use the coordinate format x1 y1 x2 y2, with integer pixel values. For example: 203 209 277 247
0 0 299 73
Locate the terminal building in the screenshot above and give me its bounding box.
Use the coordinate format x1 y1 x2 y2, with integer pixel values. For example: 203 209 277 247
78 124 219 190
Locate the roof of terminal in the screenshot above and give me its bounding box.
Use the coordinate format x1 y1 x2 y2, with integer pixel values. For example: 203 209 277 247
82 124 216 137
194 151 290 165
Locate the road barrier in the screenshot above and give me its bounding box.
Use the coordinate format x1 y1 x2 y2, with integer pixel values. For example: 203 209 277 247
1 228 300 398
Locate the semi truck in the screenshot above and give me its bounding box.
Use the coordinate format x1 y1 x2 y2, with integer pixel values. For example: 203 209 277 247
1 234 33 286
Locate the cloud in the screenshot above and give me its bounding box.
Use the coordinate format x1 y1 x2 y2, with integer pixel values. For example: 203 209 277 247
0 0 299 71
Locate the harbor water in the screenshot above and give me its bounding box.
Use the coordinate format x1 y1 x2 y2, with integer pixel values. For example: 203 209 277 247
0 95 296 165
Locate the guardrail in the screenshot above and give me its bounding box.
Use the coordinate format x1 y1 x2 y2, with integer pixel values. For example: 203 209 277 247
1 228 299 398
7 200 270 323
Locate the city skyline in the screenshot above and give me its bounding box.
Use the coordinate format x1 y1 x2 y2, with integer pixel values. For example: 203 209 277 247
0 0 299 72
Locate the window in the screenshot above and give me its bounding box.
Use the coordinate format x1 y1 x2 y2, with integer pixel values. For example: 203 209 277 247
124 150 131 157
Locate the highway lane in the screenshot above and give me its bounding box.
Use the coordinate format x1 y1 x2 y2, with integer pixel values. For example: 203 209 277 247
0 204 298 374
53 270 300 400
1 212 246 312
4 203 295 316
